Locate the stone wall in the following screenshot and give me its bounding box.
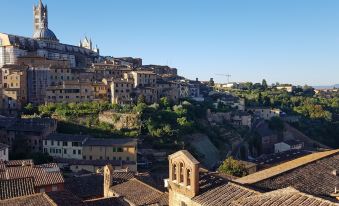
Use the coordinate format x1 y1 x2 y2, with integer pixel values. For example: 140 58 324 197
99 111 140 130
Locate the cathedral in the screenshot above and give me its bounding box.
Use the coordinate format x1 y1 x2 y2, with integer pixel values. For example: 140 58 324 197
0 0 100 68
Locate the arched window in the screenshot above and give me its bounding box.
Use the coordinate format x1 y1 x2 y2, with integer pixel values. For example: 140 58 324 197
179 162 184 183
172 164 177 181
187 169 191 186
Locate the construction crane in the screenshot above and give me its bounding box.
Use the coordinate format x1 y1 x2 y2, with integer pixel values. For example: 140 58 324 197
215 74 232 83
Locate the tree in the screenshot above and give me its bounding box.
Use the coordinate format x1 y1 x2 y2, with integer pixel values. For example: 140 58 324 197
137 94 146 104
160 97 170 108
218 156 248 177
262 79 268 89
24 103 35 114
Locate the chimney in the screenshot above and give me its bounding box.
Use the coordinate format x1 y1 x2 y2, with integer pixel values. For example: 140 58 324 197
103 164 114 198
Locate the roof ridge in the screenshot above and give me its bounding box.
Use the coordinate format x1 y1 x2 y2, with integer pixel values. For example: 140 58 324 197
237 187 339 205
131 178 164 194
235 149 339 184
42 192 58 206
227 182 261 194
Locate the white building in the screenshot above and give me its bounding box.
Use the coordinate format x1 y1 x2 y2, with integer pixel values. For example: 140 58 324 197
43 133 90 159
274 140 304 153
247 108 282 120
0 143 9 161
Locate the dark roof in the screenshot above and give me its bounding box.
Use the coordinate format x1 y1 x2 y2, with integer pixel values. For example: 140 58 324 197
0 177 35 200
65 174 104 200
110 178 168 206
283 139 303 146
64 171 135 200
251 149 311 167
83 138 137 147
0 193 54 206
46 191 86 206
232 187 339 206
85 197 129 206
0 143 9 150
44 133 91 142
236 150 339 199
54 158 135 167
193 182 259 206
0 191 86 206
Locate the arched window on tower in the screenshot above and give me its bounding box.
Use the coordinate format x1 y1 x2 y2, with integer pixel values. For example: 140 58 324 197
187 169 191 186
172 164 177 181
179 162 184 183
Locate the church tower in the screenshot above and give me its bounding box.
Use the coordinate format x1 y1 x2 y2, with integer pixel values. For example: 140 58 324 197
33 0 58 42
168 150 200 206
33 0 48 34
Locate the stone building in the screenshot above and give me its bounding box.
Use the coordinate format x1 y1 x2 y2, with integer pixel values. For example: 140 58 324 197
82 138 137 162
0 0 100 69
0 65 28 113
45 80 94 103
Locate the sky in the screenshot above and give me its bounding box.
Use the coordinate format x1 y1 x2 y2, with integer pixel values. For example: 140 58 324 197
1 0 339 86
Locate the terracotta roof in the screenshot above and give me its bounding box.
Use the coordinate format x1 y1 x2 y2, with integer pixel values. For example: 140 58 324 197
235 150 339 199
193 182 259 206
85 197 129 206
231 187 339 206
0 191 86 206
65 171 135 200
0 177 35 200
65 174 104 200
0 193 54 206
235 149 339 184
46 191 86 206
0 163 64 187
54 158 135 167
110 178 168 206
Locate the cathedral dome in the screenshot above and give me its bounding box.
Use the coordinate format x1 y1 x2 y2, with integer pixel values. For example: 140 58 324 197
33 28 58 42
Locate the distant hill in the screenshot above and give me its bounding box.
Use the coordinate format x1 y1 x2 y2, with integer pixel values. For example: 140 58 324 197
313 84 339 89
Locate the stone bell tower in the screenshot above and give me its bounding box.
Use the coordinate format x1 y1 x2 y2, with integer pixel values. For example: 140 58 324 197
168 150 200 206
103 164 114 197
33 0 48 33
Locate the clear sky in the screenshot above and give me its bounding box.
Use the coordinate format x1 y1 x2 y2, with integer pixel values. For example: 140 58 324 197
2 0 339 85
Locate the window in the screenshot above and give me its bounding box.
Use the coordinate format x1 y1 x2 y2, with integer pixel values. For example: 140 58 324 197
126 157 130 161
44 140 47 145
172 164 177 181
113 147 117 152
51 140 54 146
179 162 184 183
63 142 67 146
83 156 86 159
187 169 191 186
118 157 122 160
73 150 76 155
78 150 81 155
89 156 92 160
100 156 103 160
117 147 123 152
72 142 79 147
43 148 47 153
64 149 67 154
181 202 188 206
52 185 58 191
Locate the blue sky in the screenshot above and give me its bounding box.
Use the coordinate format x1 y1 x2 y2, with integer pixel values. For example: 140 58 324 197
2 0 339 85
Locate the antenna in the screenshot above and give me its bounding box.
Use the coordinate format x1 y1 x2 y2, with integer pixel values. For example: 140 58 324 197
215 74 232 83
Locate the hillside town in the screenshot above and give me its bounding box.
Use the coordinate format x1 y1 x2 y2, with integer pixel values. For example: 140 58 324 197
0 1 338 206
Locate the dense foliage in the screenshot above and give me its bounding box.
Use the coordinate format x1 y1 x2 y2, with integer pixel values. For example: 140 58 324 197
228 82 339 147
218 156 248 177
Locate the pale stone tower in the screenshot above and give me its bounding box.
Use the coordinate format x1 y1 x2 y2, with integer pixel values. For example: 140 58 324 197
33 0 48 34
103 164 114 197
168 150 200 206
